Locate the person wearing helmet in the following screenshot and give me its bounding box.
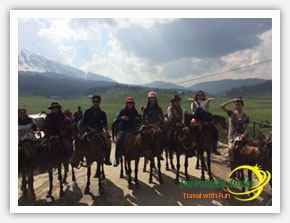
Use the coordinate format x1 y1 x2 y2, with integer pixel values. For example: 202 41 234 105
113 97 140 167
142 91 164 125
166 95 186 159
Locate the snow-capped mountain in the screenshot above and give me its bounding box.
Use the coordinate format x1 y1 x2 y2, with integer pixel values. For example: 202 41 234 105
18 49 116 82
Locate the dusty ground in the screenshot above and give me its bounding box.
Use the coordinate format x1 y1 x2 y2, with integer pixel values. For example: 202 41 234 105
18 141 272 206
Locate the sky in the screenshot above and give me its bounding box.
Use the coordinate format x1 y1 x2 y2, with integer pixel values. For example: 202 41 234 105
18 18 272 86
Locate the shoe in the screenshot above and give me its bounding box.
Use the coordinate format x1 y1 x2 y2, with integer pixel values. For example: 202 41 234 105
160 156 164 161
213 150 221 155
113 160 119 167
105 159 112 166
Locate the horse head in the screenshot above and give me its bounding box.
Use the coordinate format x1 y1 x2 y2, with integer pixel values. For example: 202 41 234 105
211 115 227 130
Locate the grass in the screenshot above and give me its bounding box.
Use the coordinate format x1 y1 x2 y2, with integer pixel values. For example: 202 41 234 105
19 89 272 142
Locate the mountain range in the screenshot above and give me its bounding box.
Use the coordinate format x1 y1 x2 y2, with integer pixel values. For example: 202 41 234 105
18 49 271 97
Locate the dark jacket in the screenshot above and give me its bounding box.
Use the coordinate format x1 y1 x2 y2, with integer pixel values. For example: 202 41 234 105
43 112 71 138
142 105 164 124
116 108 139 131
83 106 108 132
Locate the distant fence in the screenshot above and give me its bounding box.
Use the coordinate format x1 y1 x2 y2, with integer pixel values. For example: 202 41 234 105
250 120 272 138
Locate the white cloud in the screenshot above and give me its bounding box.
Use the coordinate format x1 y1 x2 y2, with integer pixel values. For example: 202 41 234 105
58 45 77 65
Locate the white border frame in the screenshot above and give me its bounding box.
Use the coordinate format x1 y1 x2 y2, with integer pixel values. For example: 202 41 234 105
10 10 280 213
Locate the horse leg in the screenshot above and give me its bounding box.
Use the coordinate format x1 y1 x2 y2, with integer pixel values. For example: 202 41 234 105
149 157 154 183
84 166 91 194
158 157 163 183
143 156 147 172
71 164 76 182
127 159 133 189
58 166 64 197
175 155 180 184
101 163 106 179
241 169 245 193
170 155 175 170
97 163 104 194
46 168 53 198
120 156 124 178
248 169 254 196
200 151 206 181
185 156 189 180
21 170 28 194
63 160 68 183
207 151 213 181
135 159 140 188
195 151 200 169
165 148 169 171
27 169 36 201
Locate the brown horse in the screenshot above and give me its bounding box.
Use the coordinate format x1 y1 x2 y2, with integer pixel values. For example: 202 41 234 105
119 129 152 189
141 124 164 184
232 138 272 192
19 140 38 201
70 130 106 194
193 115 227 181
36 138 66 198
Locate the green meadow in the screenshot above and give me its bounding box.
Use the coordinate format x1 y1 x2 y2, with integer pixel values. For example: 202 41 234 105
19 89 272 141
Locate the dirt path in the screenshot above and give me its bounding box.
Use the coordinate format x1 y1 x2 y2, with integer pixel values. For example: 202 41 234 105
18 142 271 206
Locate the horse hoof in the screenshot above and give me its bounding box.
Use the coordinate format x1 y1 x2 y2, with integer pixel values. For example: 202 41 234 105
59 190 64 197
201 176 206 181
175 178 179 184
120 174 124 178
72 176 76 182
94 174 98 178
195 165 199 169
209 176 214 181
186 176 190 181
171 165 176 170
62 180 67 184
84 188 90 194
30 193 36 201
166 166 169 171
128 184 133 190
143 169 146 172
149 179 153 184
46 192 52 198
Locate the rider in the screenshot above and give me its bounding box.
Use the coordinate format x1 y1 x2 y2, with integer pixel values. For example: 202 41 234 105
142 91 164 125
220 97 250 176
113 97 140 167
187 90 221 155
43 102 73 157
18 108 39 142
166 95 186 159
83 95 112 166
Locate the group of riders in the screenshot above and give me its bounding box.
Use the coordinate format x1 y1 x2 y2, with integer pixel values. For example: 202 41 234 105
18 90 250 175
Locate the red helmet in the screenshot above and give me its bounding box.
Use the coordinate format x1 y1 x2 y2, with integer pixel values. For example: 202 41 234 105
148 91 157 98
126 97 135 103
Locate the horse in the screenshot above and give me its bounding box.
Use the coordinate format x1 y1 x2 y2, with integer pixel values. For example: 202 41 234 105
18 140 38 201
141 124 165 184
173 125 198 183
36 138 66 198
232 137 272 192
193 115 227 181
111 120 120 141
70 130 106 195
119 129 153 189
